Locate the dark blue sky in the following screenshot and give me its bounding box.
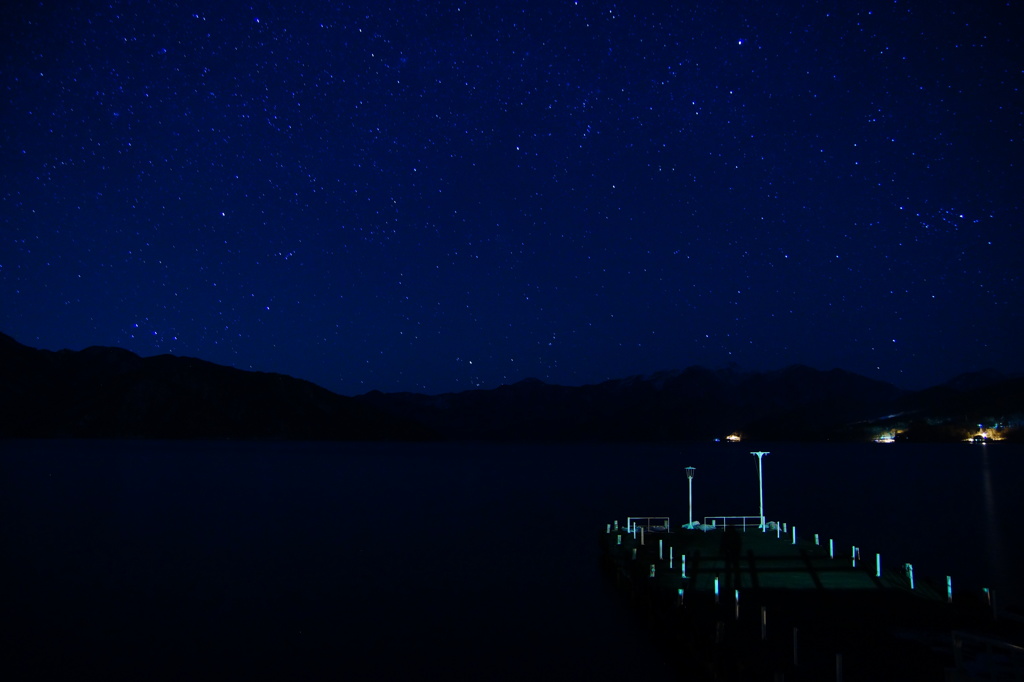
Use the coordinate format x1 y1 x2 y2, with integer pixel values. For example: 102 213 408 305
2 1 1021 395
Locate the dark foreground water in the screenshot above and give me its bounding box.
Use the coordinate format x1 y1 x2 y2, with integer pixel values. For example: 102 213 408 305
2 440 1021 680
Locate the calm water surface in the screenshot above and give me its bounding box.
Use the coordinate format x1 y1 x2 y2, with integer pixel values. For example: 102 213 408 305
2 440 1021 680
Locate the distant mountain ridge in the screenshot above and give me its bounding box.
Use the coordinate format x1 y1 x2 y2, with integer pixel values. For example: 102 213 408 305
357 366 1023 442
356 365 905 441
2 333 1021 442
0 333 433 440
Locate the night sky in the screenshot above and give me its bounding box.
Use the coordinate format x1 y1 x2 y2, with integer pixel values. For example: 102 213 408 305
2 1 1021 396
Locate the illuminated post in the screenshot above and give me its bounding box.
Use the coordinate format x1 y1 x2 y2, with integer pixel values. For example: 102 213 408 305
752 451 769 529
985 588 997 619
686 467 696 526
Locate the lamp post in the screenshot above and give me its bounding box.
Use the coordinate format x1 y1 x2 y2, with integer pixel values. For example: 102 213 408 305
752 451 769 529
686 466 696 526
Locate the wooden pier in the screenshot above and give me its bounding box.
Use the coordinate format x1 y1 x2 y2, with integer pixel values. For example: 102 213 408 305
601 519 1024 681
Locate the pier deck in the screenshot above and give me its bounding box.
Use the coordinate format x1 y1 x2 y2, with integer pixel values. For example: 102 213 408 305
601 523 1024 681
631 525 940 595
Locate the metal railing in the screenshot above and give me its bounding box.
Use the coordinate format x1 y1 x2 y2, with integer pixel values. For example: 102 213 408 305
626 516 671 532
952 630 1024 679
703 515 763 531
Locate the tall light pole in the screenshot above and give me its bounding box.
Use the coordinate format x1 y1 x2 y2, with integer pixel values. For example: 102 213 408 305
752 451 769 529
686 466 696 526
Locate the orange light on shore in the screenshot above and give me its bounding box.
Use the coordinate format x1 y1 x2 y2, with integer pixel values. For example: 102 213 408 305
965 427 1004 443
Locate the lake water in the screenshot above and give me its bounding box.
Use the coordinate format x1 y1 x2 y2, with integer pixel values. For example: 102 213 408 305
3 439 1021 680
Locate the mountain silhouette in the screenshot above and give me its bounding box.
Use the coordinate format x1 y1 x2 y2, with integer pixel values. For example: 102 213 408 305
2 333 1020 442
0 333 433 440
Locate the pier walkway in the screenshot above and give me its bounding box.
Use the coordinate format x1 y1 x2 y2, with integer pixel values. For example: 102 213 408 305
601 522 1024 681
638 524 939 595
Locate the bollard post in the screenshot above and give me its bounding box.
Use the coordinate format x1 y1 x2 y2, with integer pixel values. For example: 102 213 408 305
947 576 953 604
682 554 687 578
617 534 622 546
829 538 834 559
985 588 997 620
906 563 914 590
714 576 720 603
851 546 857 568
669 546 673 569
734 589 740 620
876 553 881 578
776 523 781 539
659 539 663 560
640 526 645 546
792 526 797 545
678 587 684 606
815 533 820 546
